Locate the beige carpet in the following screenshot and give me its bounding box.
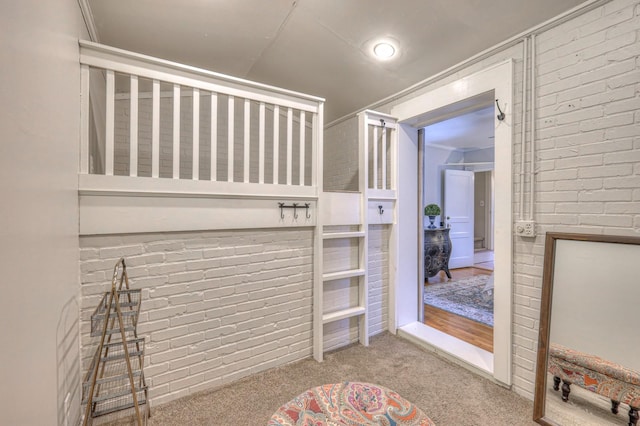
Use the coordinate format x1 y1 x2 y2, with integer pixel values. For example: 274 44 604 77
105 332 537 425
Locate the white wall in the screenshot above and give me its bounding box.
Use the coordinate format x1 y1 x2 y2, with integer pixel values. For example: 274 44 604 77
0 1 88 424
328 0 640 399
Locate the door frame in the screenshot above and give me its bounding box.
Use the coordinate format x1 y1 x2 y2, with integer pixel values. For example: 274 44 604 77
391 59 514 386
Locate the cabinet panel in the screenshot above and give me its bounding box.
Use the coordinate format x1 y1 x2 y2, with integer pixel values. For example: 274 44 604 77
368 200 393 224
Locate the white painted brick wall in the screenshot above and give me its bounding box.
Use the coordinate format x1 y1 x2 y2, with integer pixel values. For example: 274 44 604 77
326 0 640 401
79 229 313 406
368 225 390 335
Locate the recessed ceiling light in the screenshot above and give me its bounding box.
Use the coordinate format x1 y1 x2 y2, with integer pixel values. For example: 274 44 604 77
373 42 396 59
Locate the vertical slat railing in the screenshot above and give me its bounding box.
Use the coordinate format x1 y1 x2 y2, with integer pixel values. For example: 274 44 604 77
105 70 115 176
243 99 250 183
273 105 280 185
151 79 160 178
381 126 387 190
172 84 180 179
129 76 138 177
299 111 305 186
311 111 318 188
192 88 200 180
258 102 265 184
80 55 322 191
210 93 217 181
228 95 234 182
372 125 378 189
80 65 90 175
286 107 293 185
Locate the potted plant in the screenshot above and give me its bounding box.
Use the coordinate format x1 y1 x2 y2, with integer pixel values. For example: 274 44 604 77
424 203 441 229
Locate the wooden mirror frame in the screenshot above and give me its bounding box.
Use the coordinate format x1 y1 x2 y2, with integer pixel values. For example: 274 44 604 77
533 232 640 425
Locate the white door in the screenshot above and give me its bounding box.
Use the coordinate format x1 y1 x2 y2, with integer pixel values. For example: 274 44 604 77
444 169 474 268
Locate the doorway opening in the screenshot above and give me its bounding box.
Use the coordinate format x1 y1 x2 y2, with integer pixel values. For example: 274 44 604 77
390 60 513 385
421 101 496 354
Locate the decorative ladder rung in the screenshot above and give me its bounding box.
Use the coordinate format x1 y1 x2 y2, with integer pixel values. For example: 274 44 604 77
322 231 366 239
322 306 366 324
322 269 366 281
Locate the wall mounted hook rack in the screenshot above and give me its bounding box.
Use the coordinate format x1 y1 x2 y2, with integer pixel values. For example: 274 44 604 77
278 202 311 219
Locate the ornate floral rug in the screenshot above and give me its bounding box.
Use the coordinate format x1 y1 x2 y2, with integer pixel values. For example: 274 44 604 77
268 382 435 425
424 274 494 326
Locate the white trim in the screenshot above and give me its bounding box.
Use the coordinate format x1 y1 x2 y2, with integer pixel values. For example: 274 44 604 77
80 65 90 174
129 76 138 177
259 102 265 184
79 195 317 235
172 84 181 179
151 80 160 178
78 174 317 199
286 108 293 185
193 89 200 180
299 111 305 186
228 96 234 181
243 98 250 183
105 70 114 175
79 41 324 113
210 93 218 181
77 0 99 42
398 323 495 381
391 60 514 386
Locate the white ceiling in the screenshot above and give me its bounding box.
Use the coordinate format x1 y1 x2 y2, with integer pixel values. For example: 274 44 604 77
424 105 496 151
87 0 586 123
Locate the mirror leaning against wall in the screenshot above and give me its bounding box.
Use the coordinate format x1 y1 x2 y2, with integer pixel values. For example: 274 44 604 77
534 232 640 426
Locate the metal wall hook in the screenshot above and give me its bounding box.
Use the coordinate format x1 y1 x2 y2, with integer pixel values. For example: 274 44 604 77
380 118 386 128
495 99 506 121
279 201 311 219
378 205 384 215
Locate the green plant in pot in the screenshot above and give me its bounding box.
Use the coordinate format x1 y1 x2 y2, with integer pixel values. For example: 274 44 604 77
424 204 441 229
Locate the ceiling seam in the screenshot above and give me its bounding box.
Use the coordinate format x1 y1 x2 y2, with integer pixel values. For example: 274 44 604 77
245 0 299 77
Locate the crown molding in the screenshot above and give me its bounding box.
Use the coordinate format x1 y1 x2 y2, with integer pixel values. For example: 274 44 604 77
78 0 99 42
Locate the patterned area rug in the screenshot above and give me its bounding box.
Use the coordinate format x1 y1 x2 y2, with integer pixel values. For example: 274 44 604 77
268 382 435 425
424 274 494 326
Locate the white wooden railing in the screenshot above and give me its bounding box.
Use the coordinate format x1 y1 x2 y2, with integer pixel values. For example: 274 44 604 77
79 41 324 199
363 111 397 199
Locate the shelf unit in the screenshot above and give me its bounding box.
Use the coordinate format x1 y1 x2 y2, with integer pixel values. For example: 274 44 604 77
82 258 149 425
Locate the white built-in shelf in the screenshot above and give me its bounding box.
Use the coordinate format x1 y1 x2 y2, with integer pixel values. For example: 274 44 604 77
322 306 366 324
322 268 366 282
322 231 365 240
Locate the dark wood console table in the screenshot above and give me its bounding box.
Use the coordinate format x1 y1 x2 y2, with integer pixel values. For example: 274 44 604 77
424 228 452 281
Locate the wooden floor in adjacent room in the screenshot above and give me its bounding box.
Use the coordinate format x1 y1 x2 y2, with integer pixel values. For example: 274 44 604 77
424 267 494 353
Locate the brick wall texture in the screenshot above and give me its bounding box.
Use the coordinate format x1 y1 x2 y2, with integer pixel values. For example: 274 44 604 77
329 0 639 400
80 224 390 406
80 0 640 408
80 229 313 406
